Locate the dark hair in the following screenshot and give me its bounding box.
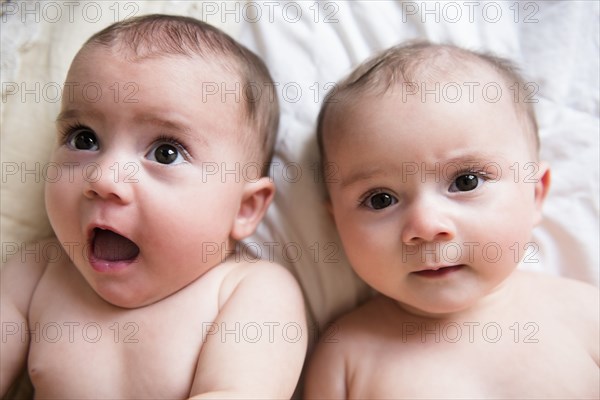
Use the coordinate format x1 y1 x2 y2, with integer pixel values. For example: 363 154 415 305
83 14 279 175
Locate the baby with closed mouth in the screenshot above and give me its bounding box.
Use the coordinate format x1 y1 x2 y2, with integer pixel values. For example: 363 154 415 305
304 41 599 399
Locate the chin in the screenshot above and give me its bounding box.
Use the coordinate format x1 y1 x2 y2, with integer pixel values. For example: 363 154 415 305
98 292 151 309
397 297 477 319
92 281 161 309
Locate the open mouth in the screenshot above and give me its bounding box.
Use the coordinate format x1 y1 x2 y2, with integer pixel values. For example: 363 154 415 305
412 265 464 278
91 228 140 262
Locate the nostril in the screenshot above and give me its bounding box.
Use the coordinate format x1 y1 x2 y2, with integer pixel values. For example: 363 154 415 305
83 187 99 199
81 165 132 203
401 218 456 245
435 231 452 240
83 182 125 203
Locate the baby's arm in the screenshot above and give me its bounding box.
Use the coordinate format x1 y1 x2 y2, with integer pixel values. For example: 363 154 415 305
303 323 347 399
0 239 50 396
188 261 307 399
567 278 600 367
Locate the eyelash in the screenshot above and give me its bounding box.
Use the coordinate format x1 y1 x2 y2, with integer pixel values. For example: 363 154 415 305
358 188 391 207
453 168 489 179
59 122 91 145
153 134 192 161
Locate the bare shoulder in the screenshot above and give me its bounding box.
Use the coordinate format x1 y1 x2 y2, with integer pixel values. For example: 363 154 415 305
304 295 392 398
189 258 307 398
514 270 599 326
208 257 307 340
217 258 304 310
309 295 397 364
514 270 599 363
1 237 57 315
1 238 56 395
515 270 599 309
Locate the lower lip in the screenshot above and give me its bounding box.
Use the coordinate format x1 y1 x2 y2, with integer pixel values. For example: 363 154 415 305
88 252 138 273
412 265 464 278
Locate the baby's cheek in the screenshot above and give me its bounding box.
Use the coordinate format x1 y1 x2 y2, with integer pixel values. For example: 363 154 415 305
45 187 67 244
45 180 61 218
45 165 79 221
482 220 534 267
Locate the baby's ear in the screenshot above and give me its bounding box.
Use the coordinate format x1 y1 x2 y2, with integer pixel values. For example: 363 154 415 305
230 177 275 241
533 161 551 225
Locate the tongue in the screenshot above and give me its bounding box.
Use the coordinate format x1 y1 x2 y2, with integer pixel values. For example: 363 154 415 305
93 229 139 262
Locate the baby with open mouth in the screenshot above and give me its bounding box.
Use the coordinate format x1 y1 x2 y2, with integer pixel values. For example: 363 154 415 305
91 228 139 264
1 14 307 399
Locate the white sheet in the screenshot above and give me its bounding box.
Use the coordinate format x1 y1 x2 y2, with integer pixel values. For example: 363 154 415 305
1 0 598 340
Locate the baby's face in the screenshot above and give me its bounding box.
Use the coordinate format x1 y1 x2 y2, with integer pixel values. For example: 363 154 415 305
324 74 549 317
46 46 251 308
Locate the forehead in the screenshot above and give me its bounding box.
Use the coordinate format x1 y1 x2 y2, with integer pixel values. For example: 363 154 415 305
323 73 531 166
63 45 245 139
67 44 240 95
325 62 529 148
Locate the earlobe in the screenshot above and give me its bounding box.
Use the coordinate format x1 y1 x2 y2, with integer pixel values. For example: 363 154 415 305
533 161 551 225
230 177 275 241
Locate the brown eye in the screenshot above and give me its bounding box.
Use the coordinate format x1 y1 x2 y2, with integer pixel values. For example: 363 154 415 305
69 129 98 151
450 174 481 192
146 141 186 165
364 192 397 210
154 144 178 164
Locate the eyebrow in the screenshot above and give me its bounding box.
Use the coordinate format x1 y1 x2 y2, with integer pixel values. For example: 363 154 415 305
340 166 390 189
339 152 504 189
55 109 207 146
134 115 207 145
56 108 101 123
442 153 507 168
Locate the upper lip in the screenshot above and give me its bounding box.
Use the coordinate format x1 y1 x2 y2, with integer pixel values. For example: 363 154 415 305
413 264 462 272
87 223 132 243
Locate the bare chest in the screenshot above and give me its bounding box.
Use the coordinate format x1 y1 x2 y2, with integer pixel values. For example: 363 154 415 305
27 264 221 399
347 322 599 399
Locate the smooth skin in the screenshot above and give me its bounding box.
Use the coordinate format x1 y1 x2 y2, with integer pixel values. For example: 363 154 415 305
1 46 307 399
305 65 599 398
